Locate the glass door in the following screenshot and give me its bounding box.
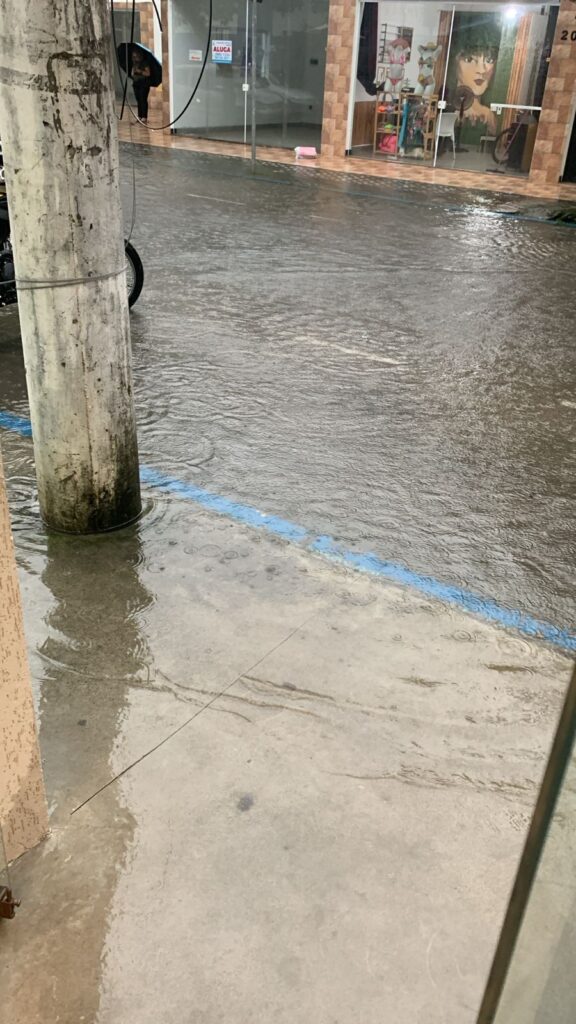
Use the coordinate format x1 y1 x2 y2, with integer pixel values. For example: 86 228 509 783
435 3 559 177
169 0 329 150
170 0 250 142
254 0 329 150
351 2 459 163
351 1 558 178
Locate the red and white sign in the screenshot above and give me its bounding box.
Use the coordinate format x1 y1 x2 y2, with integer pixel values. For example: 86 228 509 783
211 40 233 64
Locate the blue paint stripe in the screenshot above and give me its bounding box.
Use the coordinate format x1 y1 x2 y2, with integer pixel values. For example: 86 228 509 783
139 466 308 542
309 536 576 652
2 411 575 652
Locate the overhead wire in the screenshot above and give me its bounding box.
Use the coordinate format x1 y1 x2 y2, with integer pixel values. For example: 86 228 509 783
110 0 135 123
110 0 214 133
109 0 213 248
110 0 138 243
151 0 163 32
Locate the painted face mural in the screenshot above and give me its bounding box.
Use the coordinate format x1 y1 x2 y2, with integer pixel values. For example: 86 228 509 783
457 51 496 98
450 17 501 135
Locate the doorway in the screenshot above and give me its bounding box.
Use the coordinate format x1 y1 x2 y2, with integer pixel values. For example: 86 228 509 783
351 1 559 177
169 0 329 150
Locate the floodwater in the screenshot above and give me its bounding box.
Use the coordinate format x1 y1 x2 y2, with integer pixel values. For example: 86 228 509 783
1 145 575 631
1 145 576 1024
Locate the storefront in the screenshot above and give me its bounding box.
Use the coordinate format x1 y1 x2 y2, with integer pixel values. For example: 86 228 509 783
321 0 576 186
154 0 576 187
166 0 330 149
349 1 559 176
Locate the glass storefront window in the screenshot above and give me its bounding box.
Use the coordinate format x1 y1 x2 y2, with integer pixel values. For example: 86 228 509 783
169 0 329 151
352 1 559 177
170 0 250 143
252 0 329 151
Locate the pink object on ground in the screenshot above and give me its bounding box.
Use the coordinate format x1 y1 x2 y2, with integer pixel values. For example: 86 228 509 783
295 146 318 159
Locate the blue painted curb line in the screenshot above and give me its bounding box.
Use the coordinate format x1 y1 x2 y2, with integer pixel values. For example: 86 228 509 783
2 411 575 652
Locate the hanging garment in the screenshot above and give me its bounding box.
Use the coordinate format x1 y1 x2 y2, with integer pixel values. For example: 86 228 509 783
356 4 378 96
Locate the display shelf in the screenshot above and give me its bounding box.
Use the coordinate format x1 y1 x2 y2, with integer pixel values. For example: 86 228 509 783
373 90 438 160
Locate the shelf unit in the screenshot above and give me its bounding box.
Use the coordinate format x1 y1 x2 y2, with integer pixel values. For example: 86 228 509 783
373 91 439 159
373 93 401 156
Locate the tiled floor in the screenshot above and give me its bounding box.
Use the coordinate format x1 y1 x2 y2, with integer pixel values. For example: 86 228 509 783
118 118 576 202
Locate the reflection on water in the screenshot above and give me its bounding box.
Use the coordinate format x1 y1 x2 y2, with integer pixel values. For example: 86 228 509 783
38 526 155 816
0 522 154 1021
0 507 158 1019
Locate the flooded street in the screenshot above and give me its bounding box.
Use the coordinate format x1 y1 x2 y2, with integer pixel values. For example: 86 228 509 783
4 144 574 630
2 145 575 1024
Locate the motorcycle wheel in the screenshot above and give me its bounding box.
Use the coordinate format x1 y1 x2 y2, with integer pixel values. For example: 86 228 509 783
125 240 144 308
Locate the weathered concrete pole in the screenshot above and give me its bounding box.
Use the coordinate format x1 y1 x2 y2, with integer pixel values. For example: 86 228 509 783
0 0 141 533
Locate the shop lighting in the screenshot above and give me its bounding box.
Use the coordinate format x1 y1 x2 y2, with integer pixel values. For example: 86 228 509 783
504 5 520 20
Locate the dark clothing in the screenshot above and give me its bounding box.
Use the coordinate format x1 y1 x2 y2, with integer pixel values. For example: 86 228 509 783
356 3 378 96
133 78 151 120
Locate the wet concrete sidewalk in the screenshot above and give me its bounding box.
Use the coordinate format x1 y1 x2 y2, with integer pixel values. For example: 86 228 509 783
1 469 571 1024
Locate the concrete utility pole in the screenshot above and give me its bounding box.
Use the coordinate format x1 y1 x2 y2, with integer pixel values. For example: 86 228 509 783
0 0 141 533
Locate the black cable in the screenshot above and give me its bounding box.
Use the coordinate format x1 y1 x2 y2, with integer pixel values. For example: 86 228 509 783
110 0 138 244
110 0 135 123
110 0 213 133
109 0 212 247
120 0 136 121
151 0 163 33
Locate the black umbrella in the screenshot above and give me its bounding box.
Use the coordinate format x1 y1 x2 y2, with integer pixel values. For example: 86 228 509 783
117 43 162 88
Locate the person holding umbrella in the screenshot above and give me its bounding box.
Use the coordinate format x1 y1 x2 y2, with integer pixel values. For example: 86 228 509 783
117 43 163 125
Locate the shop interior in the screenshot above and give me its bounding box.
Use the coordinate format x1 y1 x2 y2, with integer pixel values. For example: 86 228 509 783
352 1 559 176
170 0 329 149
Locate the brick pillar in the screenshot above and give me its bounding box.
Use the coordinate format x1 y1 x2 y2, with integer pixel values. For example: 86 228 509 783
321 0 356 158
529 0 576 186
0 447 48 862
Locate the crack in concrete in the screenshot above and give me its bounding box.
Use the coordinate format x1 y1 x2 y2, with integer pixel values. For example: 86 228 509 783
69 614 313 815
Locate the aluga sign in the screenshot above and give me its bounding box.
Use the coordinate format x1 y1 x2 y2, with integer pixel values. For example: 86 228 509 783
211 40 232 63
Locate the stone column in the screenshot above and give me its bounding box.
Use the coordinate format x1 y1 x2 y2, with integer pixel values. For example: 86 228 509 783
321 0 356 159
530 0 576 187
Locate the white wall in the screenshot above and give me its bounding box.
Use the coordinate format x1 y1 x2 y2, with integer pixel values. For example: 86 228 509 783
153 2 163 60
355 1 446 102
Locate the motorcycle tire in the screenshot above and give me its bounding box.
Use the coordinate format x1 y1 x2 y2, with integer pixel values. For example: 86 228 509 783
125 240 144 308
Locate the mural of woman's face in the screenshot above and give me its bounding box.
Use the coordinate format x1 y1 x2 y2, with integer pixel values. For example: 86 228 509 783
457 52 496 96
